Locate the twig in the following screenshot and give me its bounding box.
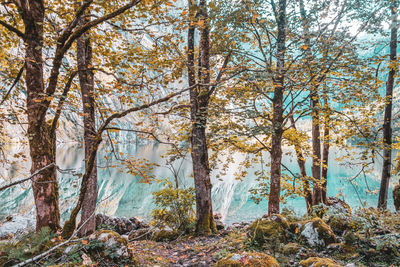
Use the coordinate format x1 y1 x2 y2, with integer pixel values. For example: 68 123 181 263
0 163 56 192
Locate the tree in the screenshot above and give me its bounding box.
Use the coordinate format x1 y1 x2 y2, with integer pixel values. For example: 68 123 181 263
76 0 97 237
268 0 287 215
187 0 232 234
0 0 142 231
378 0 398 210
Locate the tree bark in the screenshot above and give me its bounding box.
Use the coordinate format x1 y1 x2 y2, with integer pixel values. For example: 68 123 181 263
311 92 322 205
378 0 398 210
268 0 287 215
289 116 313 212
76 3 97 237
299 0 322 206
187 0 216 235
321 90 330 204
23 0 60 231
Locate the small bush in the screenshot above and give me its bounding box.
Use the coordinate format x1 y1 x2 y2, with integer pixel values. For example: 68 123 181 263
151 183 196 233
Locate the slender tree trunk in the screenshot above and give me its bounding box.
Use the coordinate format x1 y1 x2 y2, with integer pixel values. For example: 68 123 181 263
378 0 398 210
321 90 330 204
311 94 322 205
268 0 287 215
289 116 313 212
187 0 216 234
23 0 60 231
299 0 322 206
76 4 97 237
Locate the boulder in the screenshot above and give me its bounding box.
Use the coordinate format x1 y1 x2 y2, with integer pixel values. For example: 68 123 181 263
128 226 178 242
326 197 351 215
0 215 35 240
152 226 179 242
300 257 343 267
216 252 280 267
298 218 337 247
93 229 136 260
95 213 148 235
248 214 290 245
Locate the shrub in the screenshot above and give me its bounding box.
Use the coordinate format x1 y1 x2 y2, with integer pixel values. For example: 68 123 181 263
151 183 196 233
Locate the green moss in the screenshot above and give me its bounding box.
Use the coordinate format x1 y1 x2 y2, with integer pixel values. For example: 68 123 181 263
311 218 337 244
96 229 129 246
152 228 179 242
282 242 302 255
216 252 280 267
299 257 343 267
196 212 217 235
61 219 76 239
248 215 289 246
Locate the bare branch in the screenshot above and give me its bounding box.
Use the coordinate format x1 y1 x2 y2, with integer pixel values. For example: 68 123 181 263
0 63 24 106
0 163 55 192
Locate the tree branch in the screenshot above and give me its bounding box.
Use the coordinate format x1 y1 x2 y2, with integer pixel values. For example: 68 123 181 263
50 70 79 135
208 50 232 97
0 163 56 192
0 19 24 38
0 63 25 106
41 0 142 121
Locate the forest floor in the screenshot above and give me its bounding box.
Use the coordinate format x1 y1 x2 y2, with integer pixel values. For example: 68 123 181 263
1 203 400 266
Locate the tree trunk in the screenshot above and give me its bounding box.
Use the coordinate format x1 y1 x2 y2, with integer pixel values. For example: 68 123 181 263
268 0 287 215
187 0 216 234
289 116 313 212
321 91 330 204
24 0 60 231
76 4 97 237
378 0 398 210
299 0 322 206
311 93 322 205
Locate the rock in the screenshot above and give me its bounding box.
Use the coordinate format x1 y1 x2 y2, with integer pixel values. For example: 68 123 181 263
393 184 400 211
81 253 92 265
152 226 179 242
327 197 351 215
299 218 337 247
282 242 303 255
248 214 290 245
300 257 343 267
95 213 148 235
128 226 178 242
214 213 225 230
216 252 280 267
227 222 249 231
95 230 132 258
0 215 35 240
128 227 152 241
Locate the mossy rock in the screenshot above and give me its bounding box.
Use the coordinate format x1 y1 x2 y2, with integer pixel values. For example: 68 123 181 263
393 184 400 211
282 242 302 255
95 229 129 246
327 197 351 215
248 214 290 246
216 252 280 267
152 227 179 242
94 229 138 264
299 257 343 267
128 227 178 242
299 218 337 247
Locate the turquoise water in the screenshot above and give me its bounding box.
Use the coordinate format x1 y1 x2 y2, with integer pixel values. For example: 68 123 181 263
0 142 394 224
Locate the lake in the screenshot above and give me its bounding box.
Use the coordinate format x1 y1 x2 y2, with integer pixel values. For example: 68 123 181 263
0 142 394 225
